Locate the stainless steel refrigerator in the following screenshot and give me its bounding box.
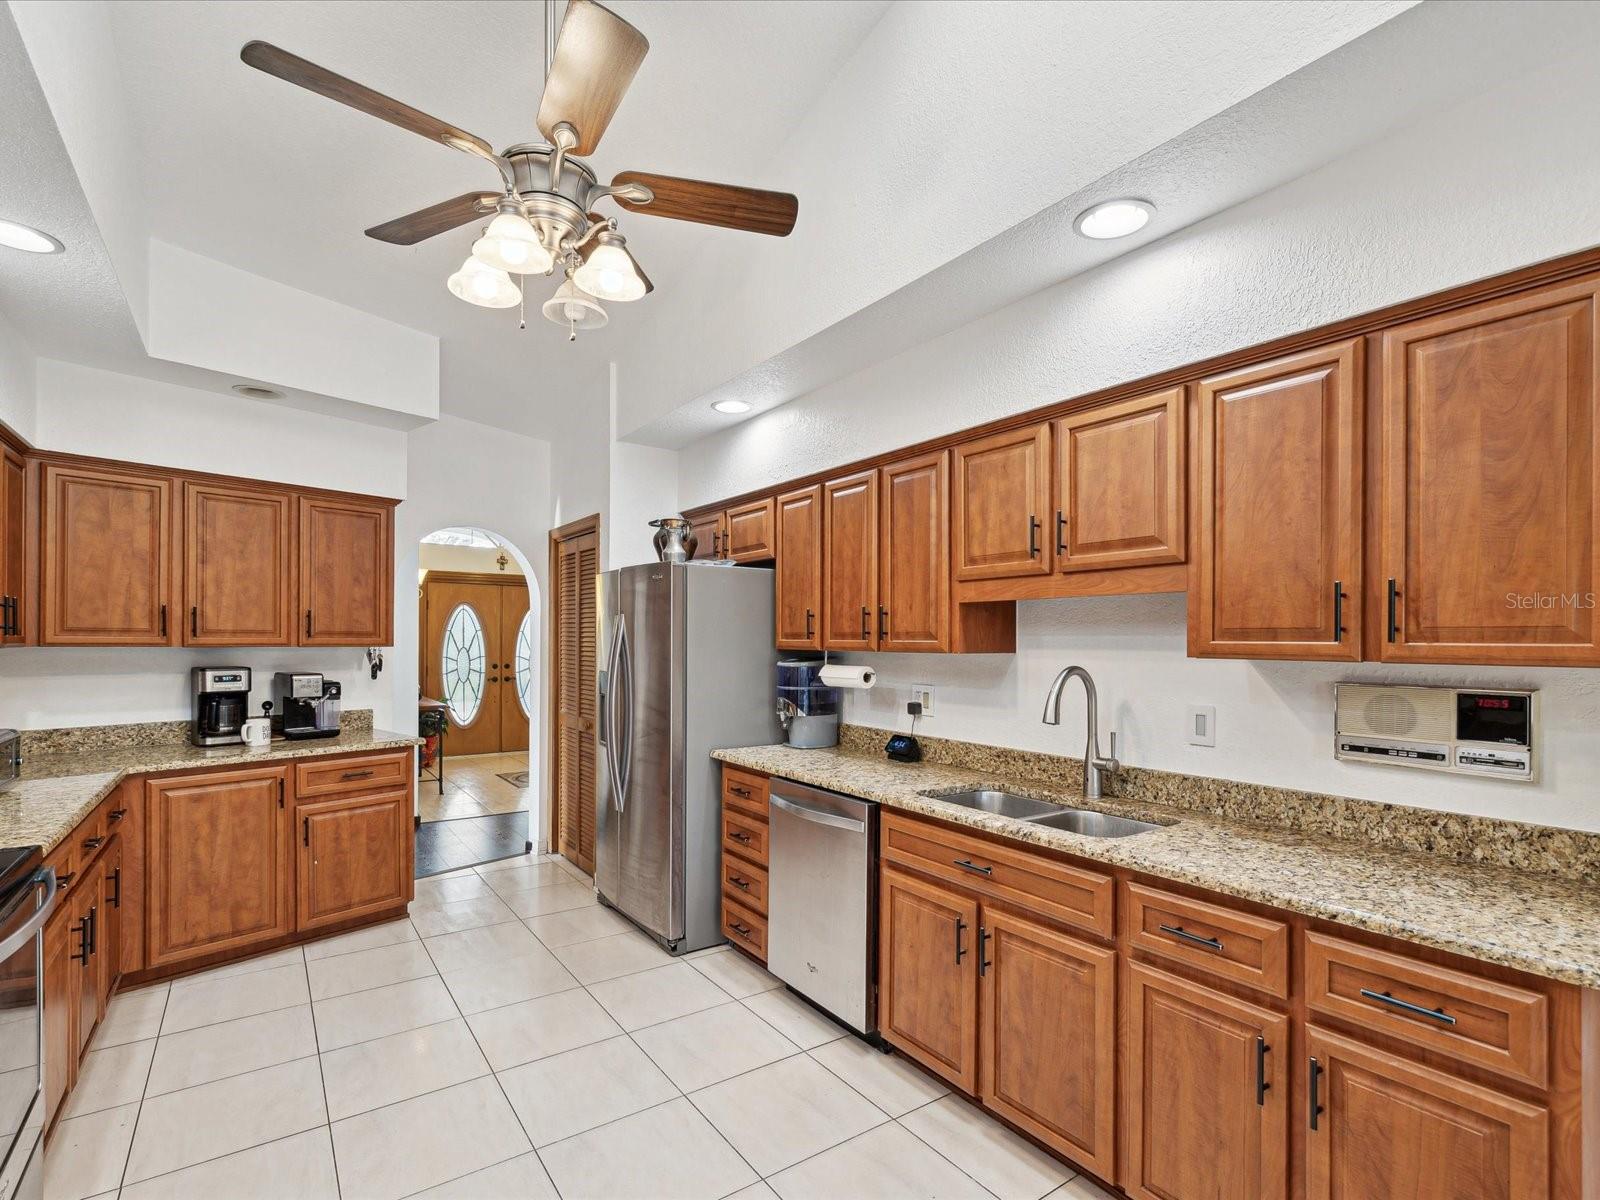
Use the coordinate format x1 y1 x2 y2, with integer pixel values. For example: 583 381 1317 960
595 562 779 954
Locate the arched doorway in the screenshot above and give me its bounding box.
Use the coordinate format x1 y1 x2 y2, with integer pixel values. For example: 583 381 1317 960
416 526 537 875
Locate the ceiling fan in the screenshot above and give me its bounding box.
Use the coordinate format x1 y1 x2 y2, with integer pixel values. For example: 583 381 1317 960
240 0 798 337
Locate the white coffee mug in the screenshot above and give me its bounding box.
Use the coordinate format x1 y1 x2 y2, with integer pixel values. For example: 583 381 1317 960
242 718 271 748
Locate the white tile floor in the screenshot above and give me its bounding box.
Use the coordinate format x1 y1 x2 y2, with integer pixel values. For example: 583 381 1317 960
45 850 1115 1200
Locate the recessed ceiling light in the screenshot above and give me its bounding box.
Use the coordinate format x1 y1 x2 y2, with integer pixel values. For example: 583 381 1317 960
1073 199 1153 240
0 219 63 254
712 399 752 414
231 383 285 401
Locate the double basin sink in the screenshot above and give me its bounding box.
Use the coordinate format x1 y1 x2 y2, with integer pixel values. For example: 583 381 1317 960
927 788 1164 837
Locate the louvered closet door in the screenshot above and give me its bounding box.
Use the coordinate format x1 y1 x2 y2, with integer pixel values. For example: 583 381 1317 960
556 530 599 873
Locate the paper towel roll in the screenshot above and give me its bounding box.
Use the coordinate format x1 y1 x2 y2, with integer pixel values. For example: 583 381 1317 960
819 663 876 689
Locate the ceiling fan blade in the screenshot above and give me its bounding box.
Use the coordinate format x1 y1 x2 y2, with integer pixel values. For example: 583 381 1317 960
610 172 798 237
241 41 498 164
536 0 648 156
366 193 500 245
582 217 653 294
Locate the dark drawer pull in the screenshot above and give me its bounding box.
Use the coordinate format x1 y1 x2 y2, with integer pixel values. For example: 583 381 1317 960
1359 988 1456 1026
1308 1056 1323 1130
340 770 375 781
728 875 751 891
1027 515 1040 557
860 605 870 641
953 858 993 876
81 836 105 851
56 871 74 887
729 785 753 799
71 918 89 965
730 922 754 939
978 926 991 977
954 917 967 964
1159 924 1224 952
730 831 752 844
1255 1036 1269 1106
108 809 126 824
109 867 121 909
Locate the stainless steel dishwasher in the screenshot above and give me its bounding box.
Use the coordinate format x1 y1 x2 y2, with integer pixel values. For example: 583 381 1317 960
766 779 877 1036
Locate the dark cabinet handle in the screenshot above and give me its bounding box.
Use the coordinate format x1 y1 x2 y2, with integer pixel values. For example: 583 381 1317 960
731 830 752 844
56 871 74 887
303 816 310 847
730 921 754 939
1256 1036 1269 1106
71 918 89 964
1359 988 1456 1026
1386 578 1399 643
805 609 814 639
341 770 375 781
191 605 198 637
1056 510 1067 556
729 875 751 891
878 606 888 640
860 606 870 642
1308 1057 1324 1130
82 836 104 851
953 858 993 876
108 809 126 824
1 596 12 636
86 906 96 957
978 926 991 976
711 531 720 557
1332 581 1345 643
109 867 121 909
278 778 285 809
1159 924 1224 952
159 604 168 638
1028 515 1040 557
954 917 967 964
729 785 752 799
306 609 314 638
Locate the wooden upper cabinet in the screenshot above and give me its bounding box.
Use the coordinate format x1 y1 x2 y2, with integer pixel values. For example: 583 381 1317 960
1191 340 1363 660
979 908 1116 1182
184 483 293 646
724 497 776 562
42 463 175 646
1124 962 1289 1200
687 511 727 561
145 766 293 970
1378 279 1600 665
822 469 879 650
1055 387 1185 572
879 867 978 1093
775 484 822 649
1 448 25 645
953 424 1052 580
1305 1026 1548 1200
880 450 951 651
298 495 392 646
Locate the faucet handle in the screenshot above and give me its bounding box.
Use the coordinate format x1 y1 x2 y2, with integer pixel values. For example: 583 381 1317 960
1103 731 1120 771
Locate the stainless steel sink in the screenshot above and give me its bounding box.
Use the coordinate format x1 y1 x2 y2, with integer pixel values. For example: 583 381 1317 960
1026 809 1162 837
931 790 1063 820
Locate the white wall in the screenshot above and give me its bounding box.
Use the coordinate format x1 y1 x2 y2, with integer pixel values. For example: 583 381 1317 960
419 544 525 577
0 307 34 441
607 374 680 570
675 42 1600 831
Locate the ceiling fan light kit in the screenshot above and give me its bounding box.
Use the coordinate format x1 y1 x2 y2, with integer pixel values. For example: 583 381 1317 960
240 0 799 340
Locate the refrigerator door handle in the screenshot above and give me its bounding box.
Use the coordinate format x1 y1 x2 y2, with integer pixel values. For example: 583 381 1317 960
602 613 624 810
615 615 634 812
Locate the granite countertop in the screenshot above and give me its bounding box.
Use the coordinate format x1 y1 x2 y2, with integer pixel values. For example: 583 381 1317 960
714 743 1600 989
0 729 420 857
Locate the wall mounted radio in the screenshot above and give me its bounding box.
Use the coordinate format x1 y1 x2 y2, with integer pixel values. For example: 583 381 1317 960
1334 684 1536 782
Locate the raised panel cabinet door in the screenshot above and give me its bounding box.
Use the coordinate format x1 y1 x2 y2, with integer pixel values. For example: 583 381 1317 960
146 767 294 969
98 836 123 1014
725 497 777 562
822 469 879 650
42 905 73 1123
953 424 1052 580
42 463 175 646
1379 279 1600 665
1305 1026 1548 1200
879 450 951 651
184 482 293 646
775 484 823 649
687 511 727 561
1192 340 1363 661
296 790 410 932
298 495 393 645
1123 962 1289 1200
878 867 979 1093
1 449 24 644
72 875 99 1059
1056 387 1185 572
979 908 1116 1181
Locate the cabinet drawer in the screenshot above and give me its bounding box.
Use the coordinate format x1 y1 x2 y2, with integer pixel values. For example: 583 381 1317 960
721 768 769 822
723 894 767 960
881 811 1112 939
44 838 78 895
75 804 110 863
1125 882 1289 999
722 855 768 913
722 810 769 866
1304 932 1549 1088
296 752 411 799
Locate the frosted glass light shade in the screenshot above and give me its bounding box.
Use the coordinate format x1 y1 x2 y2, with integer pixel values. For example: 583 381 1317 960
573 242 645 302
541 278 608 330
447 256 521 308
471 212 553 274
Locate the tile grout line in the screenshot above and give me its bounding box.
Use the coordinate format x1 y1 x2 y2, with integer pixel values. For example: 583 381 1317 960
110 979 170 1198
305 939 343 1200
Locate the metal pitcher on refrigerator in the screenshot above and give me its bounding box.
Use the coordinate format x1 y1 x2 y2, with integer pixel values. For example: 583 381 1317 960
595 562 779 953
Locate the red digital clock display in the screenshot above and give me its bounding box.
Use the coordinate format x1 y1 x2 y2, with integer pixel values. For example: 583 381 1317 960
1474 696 1513 709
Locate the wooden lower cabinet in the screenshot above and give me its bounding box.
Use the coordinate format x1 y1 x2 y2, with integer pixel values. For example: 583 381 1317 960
297 789 411 932
1306 1026 1549 1200
99 836 124 1004
979 908 1116 1181
879 867 979 1093
1123 962 1289 1200
42 903 72 1123
72 873 101 1061
146 766 294 970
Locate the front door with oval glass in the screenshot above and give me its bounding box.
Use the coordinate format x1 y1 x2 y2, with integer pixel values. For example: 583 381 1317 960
421 574 532 757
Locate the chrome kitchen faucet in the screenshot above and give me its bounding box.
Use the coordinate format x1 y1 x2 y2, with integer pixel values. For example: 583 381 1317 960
1041 665 1120 800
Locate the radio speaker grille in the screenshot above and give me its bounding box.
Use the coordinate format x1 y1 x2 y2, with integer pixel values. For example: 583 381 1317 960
1336 685 1453 742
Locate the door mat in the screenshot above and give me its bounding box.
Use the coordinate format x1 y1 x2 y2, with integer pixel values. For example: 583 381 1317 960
497 771 530 787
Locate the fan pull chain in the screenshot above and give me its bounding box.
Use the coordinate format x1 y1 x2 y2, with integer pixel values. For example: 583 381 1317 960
518 288 526 331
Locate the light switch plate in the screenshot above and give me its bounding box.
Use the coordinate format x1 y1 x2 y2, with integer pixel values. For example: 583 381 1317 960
1187 705 1216 747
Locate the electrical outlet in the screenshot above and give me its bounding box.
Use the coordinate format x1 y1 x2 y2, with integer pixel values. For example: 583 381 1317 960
910 684 936 717
1186 705 1216 747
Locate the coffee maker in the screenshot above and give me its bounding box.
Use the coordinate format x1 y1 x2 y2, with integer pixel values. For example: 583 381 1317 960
272 672 342 740
191 667 251 747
